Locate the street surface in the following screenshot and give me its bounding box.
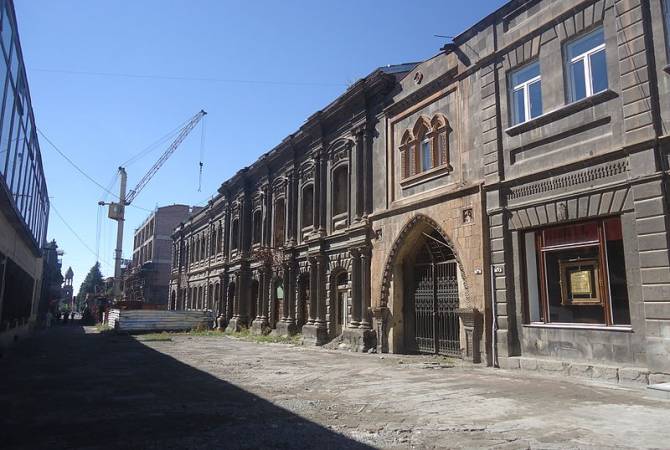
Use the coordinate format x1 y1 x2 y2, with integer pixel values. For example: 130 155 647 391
1 326 669 449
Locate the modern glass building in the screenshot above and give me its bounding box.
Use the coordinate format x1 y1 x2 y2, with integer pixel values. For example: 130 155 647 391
0 0 50 349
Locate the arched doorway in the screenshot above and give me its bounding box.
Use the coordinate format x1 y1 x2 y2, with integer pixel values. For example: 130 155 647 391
249 279 259 323
272 280 283 329
296 274 309 331
226 282 236 321
404 229 460 356
170 290 176 310
331 271 348 336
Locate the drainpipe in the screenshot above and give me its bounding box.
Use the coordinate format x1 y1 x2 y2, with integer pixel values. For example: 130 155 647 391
490 264 499 368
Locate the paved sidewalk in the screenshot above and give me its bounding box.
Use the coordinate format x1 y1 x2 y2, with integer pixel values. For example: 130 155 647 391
1 326 668 449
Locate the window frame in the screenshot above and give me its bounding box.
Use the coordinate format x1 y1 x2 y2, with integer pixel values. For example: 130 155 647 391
565 27 607 102
522 217 631 328
509 60 542 125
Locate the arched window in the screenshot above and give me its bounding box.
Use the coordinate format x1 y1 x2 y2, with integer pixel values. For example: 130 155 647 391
274 198 286 247
216 224 223 254
231 219 239 251
210 228 216 255
252 210 262 244
200 235 206 259
399 115 450 180
302 185 314 229
332 165 348 217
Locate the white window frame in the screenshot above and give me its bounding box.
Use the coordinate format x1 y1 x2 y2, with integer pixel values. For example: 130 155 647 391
567 30 606 100
420 136 431 171
510 62 541 125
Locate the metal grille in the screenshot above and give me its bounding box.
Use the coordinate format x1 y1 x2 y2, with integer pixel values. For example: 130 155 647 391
412 259 460 357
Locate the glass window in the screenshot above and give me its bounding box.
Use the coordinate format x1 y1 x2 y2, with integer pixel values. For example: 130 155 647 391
1 5 11 59
510 61 542 125
566 27 608 102
302 185 314 228
524 217 630 326
421 137 431 171
252 210 262 244
332 165 348 216
0 83 13 176
274 199 285 247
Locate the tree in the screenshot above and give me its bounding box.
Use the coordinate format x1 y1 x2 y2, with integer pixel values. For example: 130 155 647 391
77 262 104 300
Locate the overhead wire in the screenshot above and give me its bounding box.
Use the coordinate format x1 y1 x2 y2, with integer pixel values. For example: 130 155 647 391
38 127 153 212
31 67 348 87
51 202 112 269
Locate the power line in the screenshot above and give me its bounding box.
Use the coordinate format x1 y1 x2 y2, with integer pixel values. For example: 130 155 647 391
51 202 112 269
37 128 153 212
31 67 348 87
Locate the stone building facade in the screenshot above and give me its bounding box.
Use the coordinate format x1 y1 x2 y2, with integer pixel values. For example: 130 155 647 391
170 0 670 380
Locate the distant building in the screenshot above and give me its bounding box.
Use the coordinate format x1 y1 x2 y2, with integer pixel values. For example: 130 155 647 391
124 205 201 306
62 266 73 310
0 0 50 349
38 240 63 325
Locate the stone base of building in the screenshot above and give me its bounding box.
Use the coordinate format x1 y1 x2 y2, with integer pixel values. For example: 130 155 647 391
301 323 329 346
341 327 376 352
499 356 670 388
225 317 247 333
274 320 297 336
250 318 270 336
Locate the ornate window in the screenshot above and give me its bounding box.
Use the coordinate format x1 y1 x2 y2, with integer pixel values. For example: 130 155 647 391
231 219 239 251
399 114 450 180
210 228 217 255
200 235 205 260
252 209 262 244
274 198 286 247
332 165 348 217
216 224 223 254
301 184 314 229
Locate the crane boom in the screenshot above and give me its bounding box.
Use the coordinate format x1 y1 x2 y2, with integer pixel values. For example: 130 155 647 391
101 109 207 300
126 109 207 205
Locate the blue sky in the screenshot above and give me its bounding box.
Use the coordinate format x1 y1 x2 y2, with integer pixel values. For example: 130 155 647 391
15 0 507 290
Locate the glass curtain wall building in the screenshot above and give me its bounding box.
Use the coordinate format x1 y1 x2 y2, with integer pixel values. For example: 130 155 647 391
0 0 50 347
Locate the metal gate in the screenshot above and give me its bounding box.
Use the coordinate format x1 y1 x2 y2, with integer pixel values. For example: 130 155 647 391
412 258 460 356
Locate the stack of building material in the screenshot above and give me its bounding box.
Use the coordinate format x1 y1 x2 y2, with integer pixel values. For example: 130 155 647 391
107 309 212 332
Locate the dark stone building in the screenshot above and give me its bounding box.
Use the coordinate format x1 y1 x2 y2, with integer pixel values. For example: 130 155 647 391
124 205 200 306
0 0 50 350
170 0 670 383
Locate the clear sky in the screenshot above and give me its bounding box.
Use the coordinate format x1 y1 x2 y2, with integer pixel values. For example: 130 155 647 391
15 0 507 290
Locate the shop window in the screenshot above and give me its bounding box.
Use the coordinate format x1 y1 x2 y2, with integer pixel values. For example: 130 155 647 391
302 184 314 229
274 198 286 247
509 60 542 125
566 27 607 102
332 165 348 217
523 217 630 326
252 209 262 244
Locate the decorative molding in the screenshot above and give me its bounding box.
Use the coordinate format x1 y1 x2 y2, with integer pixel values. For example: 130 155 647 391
507 160 629 201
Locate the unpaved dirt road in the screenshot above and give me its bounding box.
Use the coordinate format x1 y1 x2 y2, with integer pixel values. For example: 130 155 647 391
1 326 669 449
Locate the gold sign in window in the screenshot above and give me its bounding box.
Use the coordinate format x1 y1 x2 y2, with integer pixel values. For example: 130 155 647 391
559 259 601 305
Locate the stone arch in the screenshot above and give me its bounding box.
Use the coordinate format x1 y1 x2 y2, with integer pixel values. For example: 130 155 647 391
327 265 349 336
170 289 177 310
379 213 471 309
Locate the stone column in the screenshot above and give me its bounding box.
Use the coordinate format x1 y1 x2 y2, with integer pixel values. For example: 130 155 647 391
281 265 290 322
287 264 297 326
352 128 363 222
349 248 361 328
308 258 317 325
362 128 372 217
286 169 297 246
360 247 371 329
315 256 327 330
318 151 327 235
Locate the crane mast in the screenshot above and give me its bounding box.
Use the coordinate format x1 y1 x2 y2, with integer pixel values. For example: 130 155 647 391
101 110 207 300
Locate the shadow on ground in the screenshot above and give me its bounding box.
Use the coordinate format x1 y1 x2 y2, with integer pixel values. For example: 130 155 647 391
0 325 371 449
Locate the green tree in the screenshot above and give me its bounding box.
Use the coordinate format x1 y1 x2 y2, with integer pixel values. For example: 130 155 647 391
77 262 104 300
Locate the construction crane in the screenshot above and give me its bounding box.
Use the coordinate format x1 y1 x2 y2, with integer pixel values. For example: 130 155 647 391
100 110 207 299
